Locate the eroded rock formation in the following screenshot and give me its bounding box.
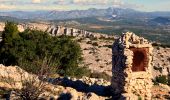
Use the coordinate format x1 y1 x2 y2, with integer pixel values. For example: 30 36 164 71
47 25 96 38
0 22 111 39
112 32 153 100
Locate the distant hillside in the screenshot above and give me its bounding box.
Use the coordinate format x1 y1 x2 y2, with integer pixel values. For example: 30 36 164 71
1 7 170 20
0 16 30 23
150 17 170 25
1 7 170 45
0 8 137 20
51 16 170 45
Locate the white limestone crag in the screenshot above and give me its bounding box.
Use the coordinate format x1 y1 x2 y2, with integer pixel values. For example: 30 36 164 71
0 22 112 39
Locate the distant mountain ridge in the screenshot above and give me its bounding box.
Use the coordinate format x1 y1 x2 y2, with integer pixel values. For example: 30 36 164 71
150 17 170 25
1 7 170 20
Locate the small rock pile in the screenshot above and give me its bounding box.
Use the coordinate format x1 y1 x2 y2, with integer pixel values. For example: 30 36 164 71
69 76 111 86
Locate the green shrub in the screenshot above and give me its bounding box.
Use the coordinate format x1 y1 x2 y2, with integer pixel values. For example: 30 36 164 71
152 42 170 48
103 45 112 48
138 96 142 100
89 72 111 81
73 67 91 78
0 88 10 99
0 22 84 77
168 74 170 86
77 38 85 42
154 75 168 85
99 36 114 41
0 28 59 74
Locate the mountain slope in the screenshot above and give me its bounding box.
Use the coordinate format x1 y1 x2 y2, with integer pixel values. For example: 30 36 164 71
150 17 170 25
0 7 163 20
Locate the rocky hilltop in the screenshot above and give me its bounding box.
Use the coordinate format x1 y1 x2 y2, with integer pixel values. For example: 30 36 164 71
0 22 169 77
0 22 170 99
0 64 111 100
0 22 111 39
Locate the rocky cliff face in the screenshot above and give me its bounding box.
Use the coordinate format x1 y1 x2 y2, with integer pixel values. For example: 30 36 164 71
46 25 99 38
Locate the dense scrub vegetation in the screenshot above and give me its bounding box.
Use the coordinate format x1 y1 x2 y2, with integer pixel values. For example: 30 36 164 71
0 22 88 77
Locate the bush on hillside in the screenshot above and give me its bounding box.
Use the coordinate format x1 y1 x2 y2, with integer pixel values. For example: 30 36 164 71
0 22 87 77
0 88 10 99
90 72 111 81
168 74 170 86
153 75 168 85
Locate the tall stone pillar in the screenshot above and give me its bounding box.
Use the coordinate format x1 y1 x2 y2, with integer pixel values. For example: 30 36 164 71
112 32 153 100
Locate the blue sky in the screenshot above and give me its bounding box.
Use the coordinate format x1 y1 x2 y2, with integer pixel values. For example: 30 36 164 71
0 0 170 12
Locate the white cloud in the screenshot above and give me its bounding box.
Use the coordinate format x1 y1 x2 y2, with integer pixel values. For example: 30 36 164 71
122 3 144 9
53 0 71 5
72 0 123 6
73 0 106 5
32 0 41 3
0 4 16 9
0 0 143 11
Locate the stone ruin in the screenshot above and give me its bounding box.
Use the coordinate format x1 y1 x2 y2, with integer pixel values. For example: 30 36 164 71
112 32 153 100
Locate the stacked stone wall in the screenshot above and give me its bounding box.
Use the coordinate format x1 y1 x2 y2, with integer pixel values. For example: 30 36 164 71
112 32 153 100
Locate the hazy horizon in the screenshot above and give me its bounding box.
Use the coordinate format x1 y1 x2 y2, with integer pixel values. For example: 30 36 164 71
0 0 170 12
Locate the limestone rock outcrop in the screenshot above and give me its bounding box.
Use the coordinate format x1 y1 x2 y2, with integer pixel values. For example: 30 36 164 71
0 64 110 100
47 25 96 38
0 64 65 99
0 22 111 39
0 22 5 32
